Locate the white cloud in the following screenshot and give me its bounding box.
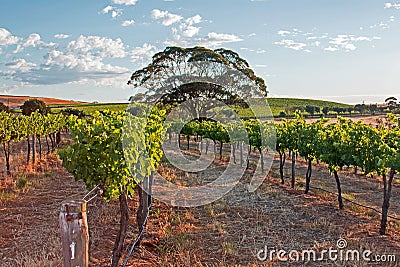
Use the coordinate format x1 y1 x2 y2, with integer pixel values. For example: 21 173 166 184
275 26 381 53
13 33 56 53
326 34 377 52
0 28 20 46
5 58 36 72
43 50 126 73
307 35 328 40
385 2 400 9
278 30 291 36
112 10 122 18
207 32 242 43
324 46 338 52
173 14 203 38
151 9 183 26
66 35 127 58
182 26 200 37
370 21 389 29
185 15 202 25
9 49 129 85
329 35 357 51
1 34 131 86
101 5 122 19
164 31 242 48
102 5 114 14
121 20 135 26
274 39 307 51
54 33 70 39
111 0 138 5
311 41 321 47
130 43 157 64
23 33 41 47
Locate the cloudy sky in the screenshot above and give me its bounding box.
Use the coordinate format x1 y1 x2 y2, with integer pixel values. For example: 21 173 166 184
0 0 399 104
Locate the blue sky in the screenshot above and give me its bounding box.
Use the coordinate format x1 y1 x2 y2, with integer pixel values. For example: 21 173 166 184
0 0 399 104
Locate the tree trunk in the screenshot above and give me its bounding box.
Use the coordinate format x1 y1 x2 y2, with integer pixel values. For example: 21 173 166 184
291 152 296 188
279 151 286 184
246 145 251 169
232 143 236 164
219 141 223 160
259 148 264 174
240 142 243 167
26 137 31 164
383 173 387 200
45 135 50 154
32 134 35 164
187 135 190 150
333 170 344 209
49 134 55 150
305 159 312 194
56 132 61 145
37 135 42 160
111 193 129 267
137 186 148 232
3 142 11 175
380 169 395 235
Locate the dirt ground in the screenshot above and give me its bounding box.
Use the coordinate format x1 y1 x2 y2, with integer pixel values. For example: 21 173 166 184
1 118 400 266
0 95 86 109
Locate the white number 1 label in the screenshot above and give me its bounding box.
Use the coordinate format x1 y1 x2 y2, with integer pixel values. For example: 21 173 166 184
70 242 76 260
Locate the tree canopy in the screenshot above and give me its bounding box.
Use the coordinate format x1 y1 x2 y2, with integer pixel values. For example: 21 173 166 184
127 46 268 117
20 99 50 116
0 102 11 113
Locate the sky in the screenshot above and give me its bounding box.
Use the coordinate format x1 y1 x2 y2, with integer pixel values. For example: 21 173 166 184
0 0 399 104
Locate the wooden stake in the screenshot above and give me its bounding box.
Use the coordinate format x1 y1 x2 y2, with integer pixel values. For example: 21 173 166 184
59 200 89 267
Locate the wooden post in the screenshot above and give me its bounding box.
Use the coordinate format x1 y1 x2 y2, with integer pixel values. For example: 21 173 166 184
59 200 89 267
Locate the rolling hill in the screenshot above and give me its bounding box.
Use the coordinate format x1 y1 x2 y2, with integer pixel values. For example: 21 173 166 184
0 95 87 108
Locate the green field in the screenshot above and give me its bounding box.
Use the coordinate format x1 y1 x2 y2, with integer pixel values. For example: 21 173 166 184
51 103 129 114
51 98 353 117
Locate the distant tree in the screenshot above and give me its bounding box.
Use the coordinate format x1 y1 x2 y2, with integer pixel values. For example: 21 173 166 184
290 106 305 113
385 97 398 110
369 104 378 115
355 104 367 115
21 99 50 115
305 105 316 116
332 107 346 115
0 102 11 113
279 111 286 118
61 108 86 118
322 107 330 116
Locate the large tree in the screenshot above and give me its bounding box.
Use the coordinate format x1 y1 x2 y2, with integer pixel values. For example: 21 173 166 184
127 46 268 118
20 99 50 115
